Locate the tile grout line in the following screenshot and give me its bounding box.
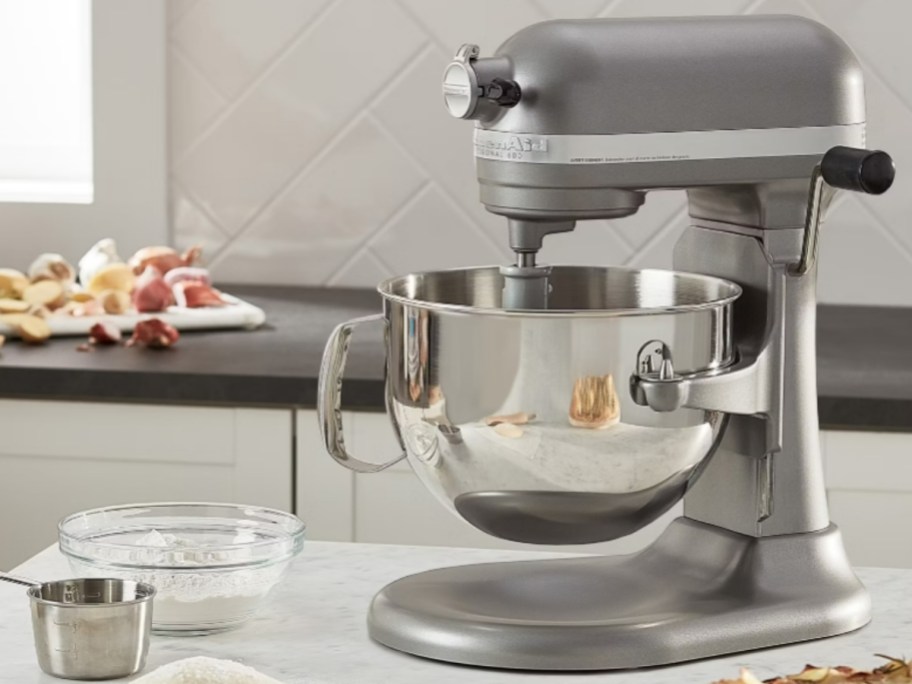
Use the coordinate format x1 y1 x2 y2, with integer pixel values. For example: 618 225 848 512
368 111 513 261
323 179 434 285
171 0 343 169
391 0 450 54
524 0 551 19
167 40 233 104
622 207 688 266
436 186 515 261
851 197 912 265
362 247 400 283
327 249 393 287
741 0 767 16
166 0 202 33
170 175 233 240
206 39 433 269
791 0 912 120
204 111 369 268
607 219 637 252
597 0 623 18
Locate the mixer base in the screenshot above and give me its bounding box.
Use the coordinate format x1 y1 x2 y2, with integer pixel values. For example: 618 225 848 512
368 518 869 670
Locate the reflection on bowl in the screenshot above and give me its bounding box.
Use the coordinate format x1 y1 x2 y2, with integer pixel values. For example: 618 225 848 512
58 503 305 635
397 398 726 544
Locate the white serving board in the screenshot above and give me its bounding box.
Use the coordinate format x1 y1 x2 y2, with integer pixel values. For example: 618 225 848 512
0 293 266 339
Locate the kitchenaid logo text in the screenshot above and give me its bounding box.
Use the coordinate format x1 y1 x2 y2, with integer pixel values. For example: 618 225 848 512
475 135 548 160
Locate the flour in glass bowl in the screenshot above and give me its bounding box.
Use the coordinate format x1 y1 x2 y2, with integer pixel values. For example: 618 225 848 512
119 530 284 631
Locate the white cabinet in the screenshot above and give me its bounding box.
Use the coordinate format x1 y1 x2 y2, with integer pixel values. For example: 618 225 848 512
0 400 293 569
297 410 912 567
824 430 912 569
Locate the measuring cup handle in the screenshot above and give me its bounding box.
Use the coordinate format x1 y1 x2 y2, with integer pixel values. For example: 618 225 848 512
318 314 406 473
0 571 40 588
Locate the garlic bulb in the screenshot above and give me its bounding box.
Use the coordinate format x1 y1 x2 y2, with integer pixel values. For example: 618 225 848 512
78 238 123 287
28 253 76 288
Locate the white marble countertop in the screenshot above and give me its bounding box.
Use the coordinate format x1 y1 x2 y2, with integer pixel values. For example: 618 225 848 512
1 542 910 683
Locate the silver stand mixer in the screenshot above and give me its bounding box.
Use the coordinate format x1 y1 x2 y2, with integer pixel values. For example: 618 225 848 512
318 15 895 671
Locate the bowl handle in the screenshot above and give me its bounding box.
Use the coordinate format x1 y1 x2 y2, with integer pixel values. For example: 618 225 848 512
318 314 406 473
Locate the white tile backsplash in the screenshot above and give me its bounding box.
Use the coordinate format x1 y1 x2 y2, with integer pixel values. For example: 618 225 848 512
210 115 426 284
167 0 912 304
171 0 333 99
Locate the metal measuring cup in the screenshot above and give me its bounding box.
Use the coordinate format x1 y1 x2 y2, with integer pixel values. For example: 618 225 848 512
1 572 155 680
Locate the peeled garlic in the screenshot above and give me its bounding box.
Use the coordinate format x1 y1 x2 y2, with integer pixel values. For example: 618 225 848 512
27 305 51 319
98 289 132 315
78 238 123 287
22 280 66 310
17 315 52 344
0 268 28 299
28 253 76 288
87 263 135 296
0 298 29 314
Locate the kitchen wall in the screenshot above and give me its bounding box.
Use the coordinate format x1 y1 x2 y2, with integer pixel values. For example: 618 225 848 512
167 0 912 307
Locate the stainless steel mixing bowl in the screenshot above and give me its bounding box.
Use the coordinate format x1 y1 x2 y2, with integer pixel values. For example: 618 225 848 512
319 266 740 544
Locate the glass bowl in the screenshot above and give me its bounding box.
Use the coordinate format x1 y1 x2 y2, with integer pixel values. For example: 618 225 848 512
58 502 305 635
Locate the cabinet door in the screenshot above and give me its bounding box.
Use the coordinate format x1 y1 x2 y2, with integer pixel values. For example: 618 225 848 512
0 400 293 568
824 430 912 569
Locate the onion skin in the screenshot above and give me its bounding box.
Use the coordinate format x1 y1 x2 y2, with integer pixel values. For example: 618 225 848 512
163 267 211 288
132 266 174 313
129 245 202 275
173 281 224 308
89 322 122 345
127 318 180 349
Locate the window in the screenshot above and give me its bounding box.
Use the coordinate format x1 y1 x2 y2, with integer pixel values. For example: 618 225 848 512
0 0 167 268
0 0 93 203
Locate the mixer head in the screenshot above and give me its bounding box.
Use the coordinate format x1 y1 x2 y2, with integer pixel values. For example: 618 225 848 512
443 15 872 291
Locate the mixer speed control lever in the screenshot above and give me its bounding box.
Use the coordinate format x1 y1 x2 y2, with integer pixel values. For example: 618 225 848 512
794 146 895 276
821 146 895 195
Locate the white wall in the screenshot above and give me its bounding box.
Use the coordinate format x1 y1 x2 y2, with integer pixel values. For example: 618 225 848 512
167 0 912 307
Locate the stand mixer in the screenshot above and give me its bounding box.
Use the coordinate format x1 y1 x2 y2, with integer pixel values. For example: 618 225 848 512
318 15 895 671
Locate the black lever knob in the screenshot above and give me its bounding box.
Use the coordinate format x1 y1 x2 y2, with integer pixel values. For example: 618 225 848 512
483 78 521 108
821 146 895 195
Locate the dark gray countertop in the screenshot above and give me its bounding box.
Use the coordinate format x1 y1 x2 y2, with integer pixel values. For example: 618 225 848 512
0 285 909 430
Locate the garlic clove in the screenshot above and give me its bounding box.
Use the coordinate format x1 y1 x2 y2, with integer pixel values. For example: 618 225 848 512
98 289 132 315
87 263 135 295
78 238 123 287
68 291 96 303
22 280 67 310
127 318 180 349
17 315 51 344
163 266 212 288
27 253 76 288
0 298 30 314
132 266 174 313
0 268 29 299
89 321 122 345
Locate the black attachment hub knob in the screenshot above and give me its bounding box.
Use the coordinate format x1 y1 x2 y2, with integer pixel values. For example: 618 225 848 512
483 78 522 108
